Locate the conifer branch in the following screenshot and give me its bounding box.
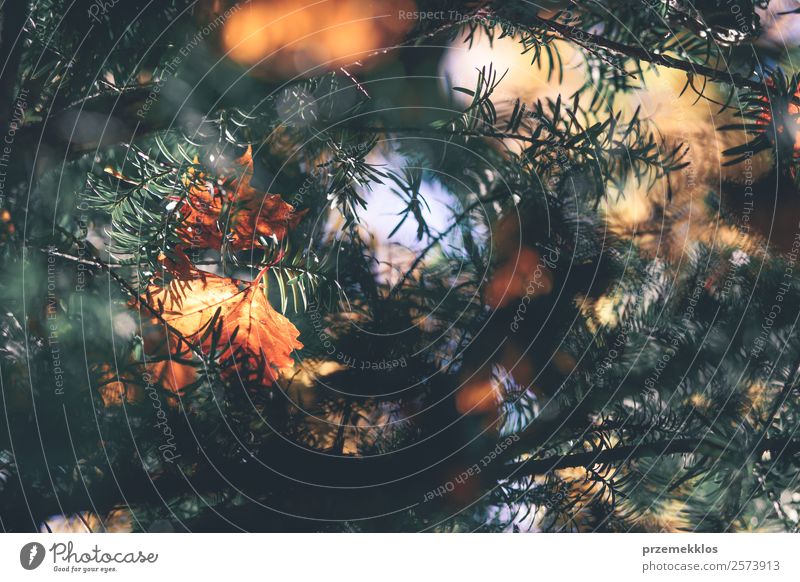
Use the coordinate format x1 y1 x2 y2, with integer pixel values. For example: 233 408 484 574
502 10 772 94
505 437 800 478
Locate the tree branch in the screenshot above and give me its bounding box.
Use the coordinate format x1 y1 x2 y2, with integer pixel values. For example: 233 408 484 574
504 437 800 478
504 10 771 94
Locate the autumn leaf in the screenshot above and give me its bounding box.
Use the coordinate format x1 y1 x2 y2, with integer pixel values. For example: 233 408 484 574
147 357 198 397
141 255 303 382
95 357 195 407
176 146 305 251
96 364 143 407
485 246 553 308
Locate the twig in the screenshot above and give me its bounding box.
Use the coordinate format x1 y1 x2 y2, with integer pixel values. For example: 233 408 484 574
43 247 122 269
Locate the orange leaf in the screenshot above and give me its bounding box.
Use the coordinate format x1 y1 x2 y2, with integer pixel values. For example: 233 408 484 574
95 364 143 407
485 246 553 309
227 193 306 248
142 261 302 382
177 180 226 249
147 358 198 397
95 359 194 407
176 146 305 251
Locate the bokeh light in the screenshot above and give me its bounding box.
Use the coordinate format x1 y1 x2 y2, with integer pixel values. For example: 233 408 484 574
222 0 416 76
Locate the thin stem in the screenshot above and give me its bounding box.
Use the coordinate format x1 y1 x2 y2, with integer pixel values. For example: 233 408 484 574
42 248 123 269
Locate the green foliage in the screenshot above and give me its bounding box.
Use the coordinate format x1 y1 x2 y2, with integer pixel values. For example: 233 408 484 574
1 0 799 534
